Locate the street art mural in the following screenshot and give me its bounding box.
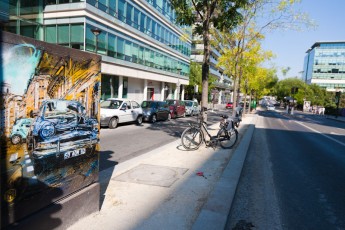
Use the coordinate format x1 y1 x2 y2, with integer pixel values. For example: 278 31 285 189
0 32 101 227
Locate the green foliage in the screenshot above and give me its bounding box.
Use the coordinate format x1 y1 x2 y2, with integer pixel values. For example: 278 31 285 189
170 0 251 108
188 62 219 94
170 0 250 35
273 78 334 107
189 62 202 92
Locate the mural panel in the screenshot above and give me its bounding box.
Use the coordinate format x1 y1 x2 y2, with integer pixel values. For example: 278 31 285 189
0 31 101 227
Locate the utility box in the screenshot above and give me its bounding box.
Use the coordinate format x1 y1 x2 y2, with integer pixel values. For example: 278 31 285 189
0 31 101 228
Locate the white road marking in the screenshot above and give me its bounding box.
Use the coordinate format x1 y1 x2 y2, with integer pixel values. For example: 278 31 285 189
295 121 345 147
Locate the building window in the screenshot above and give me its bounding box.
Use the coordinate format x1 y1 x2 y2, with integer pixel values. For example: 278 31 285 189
123 77 128 98
57 24 69 45
108 33 116 58
71 24 84 50
118 0 126 22
101 74 119 99
117 37 125 60
98 31 107 54
46 25 57 43
126 3 133 26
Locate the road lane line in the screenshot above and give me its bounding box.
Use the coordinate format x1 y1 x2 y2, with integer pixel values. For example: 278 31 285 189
294 121 345 147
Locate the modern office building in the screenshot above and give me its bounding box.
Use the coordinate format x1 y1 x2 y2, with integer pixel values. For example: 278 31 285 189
303 41 345 92
191 32 233 104
2 0 191 102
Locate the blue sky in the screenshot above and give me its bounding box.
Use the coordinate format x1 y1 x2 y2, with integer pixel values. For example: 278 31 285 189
261 0 345 79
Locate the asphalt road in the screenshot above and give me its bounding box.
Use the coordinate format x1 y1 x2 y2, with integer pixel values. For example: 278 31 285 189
99 109 232 171
227 109 345 230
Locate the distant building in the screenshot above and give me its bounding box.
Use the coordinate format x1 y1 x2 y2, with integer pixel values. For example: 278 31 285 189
303 41 345 92
191 30 233 104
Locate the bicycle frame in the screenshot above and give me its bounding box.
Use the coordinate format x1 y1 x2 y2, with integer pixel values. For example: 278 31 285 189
181 108 238 150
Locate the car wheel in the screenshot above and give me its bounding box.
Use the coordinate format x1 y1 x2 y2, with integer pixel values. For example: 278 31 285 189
109 117 118 129
136 116 143 125
11 134 22 145
151 114 157 123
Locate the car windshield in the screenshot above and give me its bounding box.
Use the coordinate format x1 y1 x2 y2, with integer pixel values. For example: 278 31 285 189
165 100 176 105
185 101 193 106
101 100 123 109
141 101 155 108
43 101 78 118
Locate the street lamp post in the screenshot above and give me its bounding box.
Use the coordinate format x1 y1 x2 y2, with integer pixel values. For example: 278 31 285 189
91 28 102 53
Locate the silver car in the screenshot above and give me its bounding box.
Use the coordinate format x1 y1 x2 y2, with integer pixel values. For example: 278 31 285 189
184 100 200 116
100 98 143 128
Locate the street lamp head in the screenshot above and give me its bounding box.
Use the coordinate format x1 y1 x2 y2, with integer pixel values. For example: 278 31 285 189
91 28 102 36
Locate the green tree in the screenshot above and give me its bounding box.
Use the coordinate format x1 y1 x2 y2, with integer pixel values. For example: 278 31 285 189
274 78 328 108
170 0 251 116
187 62 219 100
215 0 312 116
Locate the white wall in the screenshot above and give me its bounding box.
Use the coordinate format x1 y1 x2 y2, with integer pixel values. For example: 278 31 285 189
127 78 143 103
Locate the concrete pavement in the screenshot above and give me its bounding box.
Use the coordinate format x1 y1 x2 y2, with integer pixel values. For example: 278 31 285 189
68 111 258 230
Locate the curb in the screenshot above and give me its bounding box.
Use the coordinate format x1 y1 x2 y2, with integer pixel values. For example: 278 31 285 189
192 114 258 229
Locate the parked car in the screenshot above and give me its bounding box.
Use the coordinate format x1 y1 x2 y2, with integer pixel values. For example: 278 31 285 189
239 102 249 108
165 99 186 119
141 100 171 123
100 98 143 128
10 118 33 145
266 104 275 110
184 100 200 116
28 99 99 174
225 102 233 109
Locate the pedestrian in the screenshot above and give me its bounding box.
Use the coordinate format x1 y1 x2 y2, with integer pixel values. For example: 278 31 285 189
320 106 326 116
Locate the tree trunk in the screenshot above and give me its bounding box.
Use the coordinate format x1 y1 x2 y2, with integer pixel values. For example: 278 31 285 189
201 16 211 122
232 75 239 117
248 90 253 113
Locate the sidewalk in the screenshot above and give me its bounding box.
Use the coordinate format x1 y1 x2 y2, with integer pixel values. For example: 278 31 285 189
68 112 258 230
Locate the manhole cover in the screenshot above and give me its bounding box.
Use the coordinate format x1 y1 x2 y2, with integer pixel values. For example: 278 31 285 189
113 164 188 187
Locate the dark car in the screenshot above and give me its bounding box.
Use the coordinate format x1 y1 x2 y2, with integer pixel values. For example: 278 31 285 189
28 99 99 174
165 99 186 119
141 100 171 123
225 102 233 109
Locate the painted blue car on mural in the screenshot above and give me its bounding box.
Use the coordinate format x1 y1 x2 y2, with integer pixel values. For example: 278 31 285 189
28 99 99 174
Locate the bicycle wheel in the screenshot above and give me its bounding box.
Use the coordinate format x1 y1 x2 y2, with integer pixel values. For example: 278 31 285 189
181 127 203 150
218 128 238 149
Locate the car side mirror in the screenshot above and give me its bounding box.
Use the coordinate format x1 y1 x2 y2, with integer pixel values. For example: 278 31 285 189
121 104 127 110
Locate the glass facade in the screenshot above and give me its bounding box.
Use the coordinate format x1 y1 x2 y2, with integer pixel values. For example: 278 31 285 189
304 42 345 91
82 0 191 57
3 0 191 101
5 0 44 40
84 22 189 76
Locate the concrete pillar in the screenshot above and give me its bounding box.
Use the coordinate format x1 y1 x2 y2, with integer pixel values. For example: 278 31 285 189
181 85 185 100
143 79 148 100
218 91 222 104
161 82 165 101
118 76 123 98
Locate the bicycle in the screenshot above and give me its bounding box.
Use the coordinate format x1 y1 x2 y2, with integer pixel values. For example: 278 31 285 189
181 108 238 150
